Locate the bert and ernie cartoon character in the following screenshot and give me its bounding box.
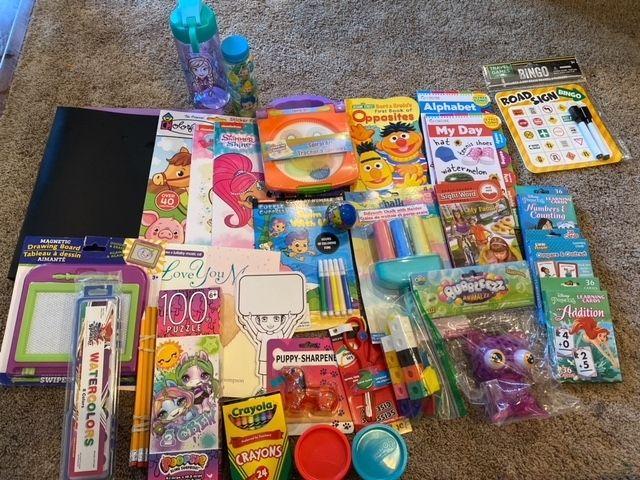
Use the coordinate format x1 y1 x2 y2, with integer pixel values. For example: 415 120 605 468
355 142 394 190
377 122 426 178
350 122 427 190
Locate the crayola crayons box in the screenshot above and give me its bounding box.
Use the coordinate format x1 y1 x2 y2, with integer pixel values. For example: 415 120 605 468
222 393 292 480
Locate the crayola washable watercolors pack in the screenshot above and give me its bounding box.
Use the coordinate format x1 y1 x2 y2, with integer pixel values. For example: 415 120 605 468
222 392 292 480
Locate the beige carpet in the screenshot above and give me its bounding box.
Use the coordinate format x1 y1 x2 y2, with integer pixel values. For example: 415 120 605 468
0 1 639 478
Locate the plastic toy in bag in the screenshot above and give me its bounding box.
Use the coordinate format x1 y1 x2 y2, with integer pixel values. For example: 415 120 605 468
448 308 579 425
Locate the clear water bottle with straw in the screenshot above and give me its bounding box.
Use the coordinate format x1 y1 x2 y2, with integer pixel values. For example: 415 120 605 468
170 0 230 111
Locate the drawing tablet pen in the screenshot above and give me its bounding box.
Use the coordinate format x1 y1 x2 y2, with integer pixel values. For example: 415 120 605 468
568 105 602 159
580 106 611 159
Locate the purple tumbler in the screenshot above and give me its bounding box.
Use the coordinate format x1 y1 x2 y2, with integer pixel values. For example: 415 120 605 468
170 0 230 111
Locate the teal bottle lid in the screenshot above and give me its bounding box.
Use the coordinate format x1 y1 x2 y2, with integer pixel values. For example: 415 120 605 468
170 0 218 52
221 35 250 64
352 424 408 480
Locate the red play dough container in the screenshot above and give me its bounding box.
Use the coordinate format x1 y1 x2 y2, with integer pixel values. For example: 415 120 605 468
294 425 352 480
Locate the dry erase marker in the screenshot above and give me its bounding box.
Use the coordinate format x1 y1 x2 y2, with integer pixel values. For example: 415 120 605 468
580 106 611 159
337 258 353 314
569 105 602 159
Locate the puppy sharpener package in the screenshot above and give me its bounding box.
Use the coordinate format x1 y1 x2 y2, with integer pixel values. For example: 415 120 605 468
60 277 123 480
483 56 628 173
266 337 354 435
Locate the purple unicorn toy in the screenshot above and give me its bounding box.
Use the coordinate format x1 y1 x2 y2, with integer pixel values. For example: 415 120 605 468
466 331 548 424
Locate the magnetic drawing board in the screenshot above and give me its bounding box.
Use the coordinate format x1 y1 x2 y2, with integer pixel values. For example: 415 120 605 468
11 283 139 367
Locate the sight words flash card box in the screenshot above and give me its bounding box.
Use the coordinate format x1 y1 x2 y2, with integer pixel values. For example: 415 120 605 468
223 392 292 480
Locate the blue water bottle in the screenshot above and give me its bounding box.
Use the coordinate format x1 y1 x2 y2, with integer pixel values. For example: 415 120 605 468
221 35 258 117
170 0 230 111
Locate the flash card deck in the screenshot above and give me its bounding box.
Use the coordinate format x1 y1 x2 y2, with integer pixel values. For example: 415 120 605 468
543 289 621 383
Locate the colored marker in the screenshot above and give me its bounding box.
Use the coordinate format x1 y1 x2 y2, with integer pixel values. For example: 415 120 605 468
406 216 431 255
322 260 334 316
330 259 346 316
318 260 328 316
373 220 396 261
389 218 413 258
337 258 353 314
327 259 341 316
332 258 347 316
580 106 611 159
569 105 602 159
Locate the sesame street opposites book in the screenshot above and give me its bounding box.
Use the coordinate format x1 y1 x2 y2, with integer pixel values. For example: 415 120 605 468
346 97 429 191
159 244 281 398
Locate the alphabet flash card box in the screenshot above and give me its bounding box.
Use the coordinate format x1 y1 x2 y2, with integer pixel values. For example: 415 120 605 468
159 244 281 398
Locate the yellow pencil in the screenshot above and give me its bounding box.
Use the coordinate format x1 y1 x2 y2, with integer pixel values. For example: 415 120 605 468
129 307 150 466
139 307 157 466
130 306 157 467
